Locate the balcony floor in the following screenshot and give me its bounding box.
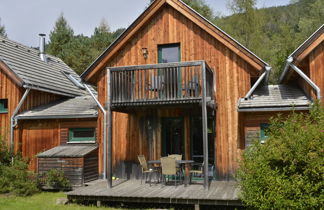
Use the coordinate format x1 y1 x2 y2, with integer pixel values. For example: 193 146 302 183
67 179 241 207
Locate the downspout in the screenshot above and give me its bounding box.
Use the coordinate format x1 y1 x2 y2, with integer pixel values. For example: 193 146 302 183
289 63 321 100
10 88 30 155
84 84 107 180
244 71 267 99
280 57 321 100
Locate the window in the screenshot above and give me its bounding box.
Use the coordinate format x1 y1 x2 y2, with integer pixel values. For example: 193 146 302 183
0 99 8 113
158 44 180 63
260 123 270 143
68 128 96 143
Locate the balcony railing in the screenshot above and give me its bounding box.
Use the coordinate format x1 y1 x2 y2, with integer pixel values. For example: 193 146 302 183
107 61 214 108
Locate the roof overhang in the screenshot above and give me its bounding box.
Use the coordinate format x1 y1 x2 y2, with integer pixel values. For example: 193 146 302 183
16 114 97 120
238 105 310 112
0 60 24 86
81 0 268 83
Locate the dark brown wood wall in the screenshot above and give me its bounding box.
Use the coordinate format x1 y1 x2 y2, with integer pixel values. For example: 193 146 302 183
96 5 260 178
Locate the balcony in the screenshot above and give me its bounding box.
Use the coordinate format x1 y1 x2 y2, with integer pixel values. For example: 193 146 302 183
107 61 214 109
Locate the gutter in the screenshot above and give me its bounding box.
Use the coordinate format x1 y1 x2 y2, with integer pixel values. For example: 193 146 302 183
279 57 321 100
84 84 107 180
238 106 310 112
10 88 30 155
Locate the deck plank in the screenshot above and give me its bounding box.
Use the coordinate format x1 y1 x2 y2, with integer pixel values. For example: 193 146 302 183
67 179 241 206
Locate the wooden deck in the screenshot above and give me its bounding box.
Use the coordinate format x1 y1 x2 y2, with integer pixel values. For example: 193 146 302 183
66 179 241 207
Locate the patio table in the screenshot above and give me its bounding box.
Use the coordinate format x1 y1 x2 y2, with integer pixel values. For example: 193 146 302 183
148 160 194 186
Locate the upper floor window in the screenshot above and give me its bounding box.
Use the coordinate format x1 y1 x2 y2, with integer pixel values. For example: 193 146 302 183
0 99 8 113
68 128 96 143
158 44 180 63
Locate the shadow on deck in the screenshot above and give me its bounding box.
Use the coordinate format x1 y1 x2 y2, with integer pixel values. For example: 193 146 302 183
66 179 242 208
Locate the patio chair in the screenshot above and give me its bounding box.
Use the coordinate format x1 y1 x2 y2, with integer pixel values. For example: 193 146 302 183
189 162 214 184
168 154 182 161
138 155 157 185
146 75 165 91
160 157 181 187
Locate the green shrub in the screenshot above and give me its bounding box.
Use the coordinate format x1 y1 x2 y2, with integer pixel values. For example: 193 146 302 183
237 103 324 209
43 169 71 190
0 138 39 196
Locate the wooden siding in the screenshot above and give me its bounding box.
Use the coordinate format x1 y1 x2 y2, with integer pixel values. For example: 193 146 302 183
19 119 97 171
0 67 61 151
96 5 259 178
309 41 324 104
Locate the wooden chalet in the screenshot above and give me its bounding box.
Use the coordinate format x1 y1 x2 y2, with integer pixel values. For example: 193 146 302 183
238 24 323 147
79 0 269 192
0 35 99 182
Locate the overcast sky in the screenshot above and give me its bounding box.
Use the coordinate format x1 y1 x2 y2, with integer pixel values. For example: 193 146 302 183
0 0 291 47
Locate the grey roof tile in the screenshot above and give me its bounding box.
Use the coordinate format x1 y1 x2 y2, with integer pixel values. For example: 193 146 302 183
37 144 98 158
238 85 311 110
0 36 85 97
16 95 98 119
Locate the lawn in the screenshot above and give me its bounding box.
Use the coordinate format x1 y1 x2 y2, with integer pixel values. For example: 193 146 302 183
0 192 123 210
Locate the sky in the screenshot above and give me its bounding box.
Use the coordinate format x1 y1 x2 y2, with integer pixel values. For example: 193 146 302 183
0 0 291 47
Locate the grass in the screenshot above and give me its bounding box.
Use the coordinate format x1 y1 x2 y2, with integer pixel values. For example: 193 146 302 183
0 192 122 210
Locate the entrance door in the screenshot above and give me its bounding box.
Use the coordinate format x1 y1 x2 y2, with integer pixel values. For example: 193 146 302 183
162 118 184 156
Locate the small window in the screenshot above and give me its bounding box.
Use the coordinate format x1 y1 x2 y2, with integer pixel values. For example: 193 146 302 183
260 123 270 143
158 44 180 63
0 99 8 113
69 128 95 143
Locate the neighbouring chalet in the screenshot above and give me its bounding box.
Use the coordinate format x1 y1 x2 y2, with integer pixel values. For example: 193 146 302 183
0 35 99 185
238 24 323 146
80 0 270 187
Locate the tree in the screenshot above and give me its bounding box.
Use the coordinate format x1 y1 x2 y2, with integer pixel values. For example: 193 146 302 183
91 19 113 53
182 0 215 22
237 103 324 209
47 14 74 58
0 18 7 37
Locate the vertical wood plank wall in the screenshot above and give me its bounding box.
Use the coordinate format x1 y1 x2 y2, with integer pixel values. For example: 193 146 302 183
96 5 260 178
309 42 324 104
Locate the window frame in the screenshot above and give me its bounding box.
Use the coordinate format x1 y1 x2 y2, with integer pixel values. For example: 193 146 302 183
0 99 8 113
68 127 96 143
157 43 181 63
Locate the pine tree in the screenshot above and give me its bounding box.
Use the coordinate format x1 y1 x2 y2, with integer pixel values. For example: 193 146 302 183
91 19 113 53
47 14 74 58
0 18 7 37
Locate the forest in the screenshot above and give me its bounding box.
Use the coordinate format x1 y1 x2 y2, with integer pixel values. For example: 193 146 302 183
0 0 323 82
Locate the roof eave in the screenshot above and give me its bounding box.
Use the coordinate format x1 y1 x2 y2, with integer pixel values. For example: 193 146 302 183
238 105 310 112
16 114 97 120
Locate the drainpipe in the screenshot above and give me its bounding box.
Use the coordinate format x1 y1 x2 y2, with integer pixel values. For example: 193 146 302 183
289 63 321 100
244 71 267 99
279 57 294 83
10 88 30 155
84 84 107 180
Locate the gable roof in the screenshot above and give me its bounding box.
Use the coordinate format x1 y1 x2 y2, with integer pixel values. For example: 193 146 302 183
238 85 311 112
279 24 324 83
81 0 269 82
16 95 98 120
0 36 85 97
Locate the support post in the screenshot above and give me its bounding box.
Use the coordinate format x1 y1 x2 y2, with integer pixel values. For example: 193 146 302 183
107 68 113 188
201 62 209 190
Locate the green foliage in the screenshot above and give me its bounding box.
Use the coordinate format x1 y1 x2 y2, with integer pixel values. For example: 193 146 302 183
42 169 71 190
47 14 74 58
46 15 124 74
0 139 39 196
0 18 7 37
237 103 324 209
215 0 324 83
182 0 215 22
